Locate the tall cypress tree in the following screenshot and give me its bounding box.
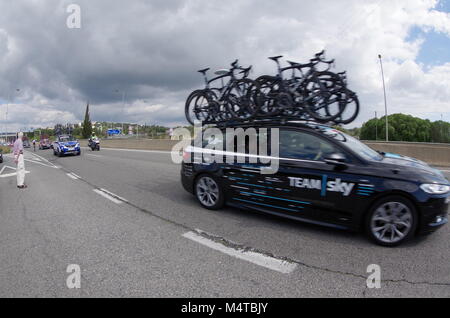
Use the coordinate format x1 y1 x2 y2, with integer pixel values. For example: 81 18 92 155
82 102 92 139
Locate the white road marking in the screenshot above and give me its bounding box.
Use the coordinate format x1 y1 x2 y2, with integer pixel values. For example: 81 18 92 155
0 165 9 174
0 165 30 178
93 189 123 204
85 154 103 158
182 231 297 274
24 159 58 168
66 173 79 180
25 151 58 169
85 147 173 155
99 188 129 202
71 172 81 179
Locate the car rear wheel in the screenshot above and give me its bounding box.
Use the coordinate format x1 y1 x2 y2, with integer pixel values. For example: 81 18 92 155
194 174 224 210
365 196 417 247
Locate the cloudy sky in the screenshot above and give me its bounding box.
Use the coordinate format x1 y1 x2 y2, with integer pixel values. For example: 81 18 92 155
0 0 449 131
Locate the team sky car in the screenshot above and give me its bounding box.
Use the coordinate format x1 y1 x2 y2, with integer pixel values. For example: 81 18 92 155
181 122 450 247
52 135 81 157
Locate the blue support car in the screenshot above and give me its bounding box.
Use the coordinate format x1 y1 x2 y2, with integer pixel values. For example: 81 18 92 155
53 135 81 157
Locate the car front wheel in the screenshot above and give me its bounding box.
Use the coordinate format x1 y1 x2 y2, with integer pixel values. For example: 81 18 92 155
365 196 417 247
194 174 224 210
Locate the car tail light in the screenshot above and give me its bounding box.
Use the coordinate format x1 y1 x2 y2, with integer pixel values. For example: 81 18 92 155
183 150 191 163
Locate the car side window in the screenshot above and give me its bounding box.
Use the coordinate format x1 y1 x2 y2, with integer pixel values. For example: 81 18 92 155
279 130 344 161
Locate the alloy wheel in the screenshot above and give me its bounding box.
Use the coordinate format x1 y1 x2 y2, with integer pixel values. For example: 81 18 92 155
370 202 413 244
196 176 220 207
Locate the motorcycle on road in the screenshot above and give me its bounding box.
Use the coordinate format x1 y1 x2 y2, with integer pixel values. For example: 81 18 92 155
88 139 100 151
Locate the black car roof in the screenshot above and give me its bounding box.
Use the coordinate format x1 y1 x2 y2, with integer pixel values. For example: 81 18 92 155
214 120 330 130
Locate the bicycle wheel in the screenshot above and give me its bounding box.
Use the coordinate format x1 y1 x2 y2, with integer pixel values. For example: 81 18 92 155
254 76 282 116
185 90 204 125
302 72 345 123
210 88 233 122
192 90 217 124
332 89 360 125
225 78 260 120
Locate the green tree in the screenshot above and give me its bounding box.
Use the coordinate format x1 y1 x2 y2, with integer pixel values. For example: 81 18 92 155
360 114 433 142
81 102 92 139
431 121 450 143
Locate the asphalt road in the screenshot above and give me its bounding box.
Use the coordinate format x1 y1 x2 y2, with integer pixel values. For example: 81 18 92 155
0 147 449 297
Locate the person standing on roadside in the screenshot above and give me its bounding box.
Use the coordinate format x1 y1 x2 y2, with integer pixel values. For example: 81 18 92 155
13 132 27 189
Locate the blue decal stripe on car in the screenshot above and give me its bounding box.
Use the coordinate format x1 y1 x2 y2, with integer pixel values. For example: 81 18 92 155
229 177 249 181
321 175 328 197
239 191 311 205
357 193 372 196
233 198 302 212
357 189 375 193
237 182 275 189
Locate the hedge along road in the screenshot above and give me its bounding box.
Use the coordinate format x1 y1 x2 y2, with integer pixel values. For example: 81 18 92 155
0 147 449 297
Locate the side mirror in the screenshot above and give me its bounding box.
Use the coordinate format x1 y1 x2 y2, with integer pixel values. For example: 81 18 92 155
324 153 347 167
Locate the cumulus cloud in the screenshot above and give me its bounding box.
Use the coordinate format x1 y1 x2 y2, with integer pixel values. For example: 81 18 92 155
0 0 449 131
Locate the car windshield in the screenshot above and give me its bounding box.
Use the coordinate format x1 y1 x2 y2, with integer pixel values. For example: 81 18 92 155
317 127 383 161
59 136 75 142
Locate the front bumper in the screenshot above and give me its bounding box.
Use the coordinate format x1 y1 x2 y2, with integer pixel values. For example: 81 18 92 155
417 195 449 234
61 147 80 155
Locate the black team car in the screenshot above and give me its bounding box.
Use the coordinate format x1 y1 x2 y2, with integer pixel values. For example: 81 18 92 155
181 122 449 247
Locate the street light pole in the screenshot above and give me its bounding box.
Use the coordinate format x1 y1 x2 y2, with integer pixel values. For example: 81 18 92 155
375 111 378 141
5 88 20 143
378 54 389 142
114 89 126 135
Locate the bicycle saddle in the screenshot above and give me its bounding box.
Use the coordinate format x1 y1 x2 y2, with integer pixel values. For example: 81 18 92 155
214 69 229 76
315 50 325 57
198 68 210 74
268 55 283 61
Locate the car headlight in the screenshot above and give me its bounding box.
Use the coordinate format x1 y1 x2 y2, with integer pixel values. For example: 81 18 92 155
75 143 80 147
420 184 450 195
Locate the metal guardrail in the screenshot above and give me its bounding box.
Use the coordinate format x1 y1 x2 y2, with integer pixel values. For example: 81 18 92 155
362 140 450 146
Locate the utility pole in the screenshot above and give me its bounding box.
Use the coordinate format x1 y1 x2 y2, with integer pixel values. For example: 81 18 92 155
114 89 126 135
5 88 20 143
378 54 389 142
375 111 378 141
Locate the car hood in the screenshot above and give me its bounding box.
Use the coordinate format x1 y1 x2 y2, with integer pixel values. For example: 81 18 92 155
380 152 449 184
59 141 78 147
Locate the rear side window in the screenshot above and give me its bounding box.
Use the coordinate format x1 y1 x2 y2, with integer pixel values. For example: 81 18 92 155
279 130 343 161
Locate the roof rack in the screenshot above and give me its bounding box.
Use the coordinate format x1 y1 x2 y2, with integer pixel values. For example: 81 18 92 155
208 117 331 129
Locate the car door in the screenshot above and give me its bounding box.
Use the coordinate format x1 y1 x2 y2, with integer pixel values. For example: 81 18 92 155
220 127 287 210
270 128 374 228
